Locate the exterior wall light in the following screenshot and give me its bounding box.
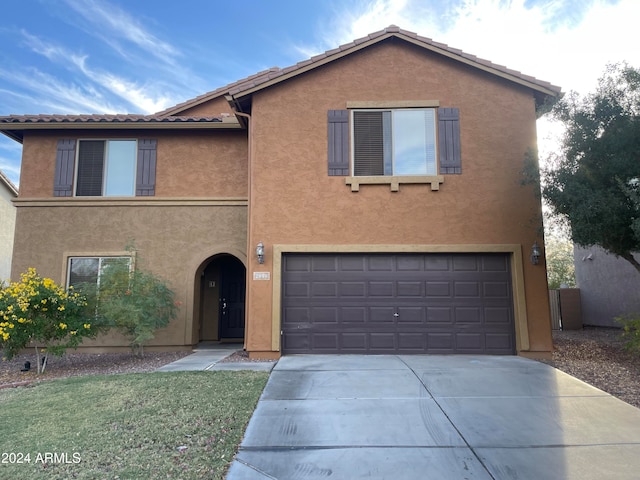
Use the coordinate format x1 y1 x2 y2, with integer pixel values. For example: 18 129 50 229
530 241 542 265
256 242 265 264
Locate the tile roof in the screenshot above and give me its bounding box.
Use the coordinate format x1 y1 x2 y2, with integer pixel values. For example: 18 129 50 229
160 25 561 116
0 114 225 124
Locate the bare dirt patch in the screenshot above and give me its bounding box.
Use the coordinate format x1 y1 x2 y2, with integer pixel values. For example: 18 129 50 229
0 350 191 388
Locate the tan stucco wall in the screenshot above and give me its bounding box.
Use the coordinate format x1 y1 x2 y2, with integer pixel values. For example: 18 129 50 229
12 127 248 350
0 182 16 283
11 203 247 348
19 129 248 198
243 40 552 356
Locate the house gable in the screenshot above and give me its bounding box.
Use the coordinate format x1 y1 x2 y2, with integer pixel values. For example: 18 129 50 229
159 26 560 119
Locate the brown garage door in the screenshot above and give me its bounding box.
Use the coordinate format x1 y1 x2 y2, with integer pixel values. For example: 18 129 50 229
281 253 515 355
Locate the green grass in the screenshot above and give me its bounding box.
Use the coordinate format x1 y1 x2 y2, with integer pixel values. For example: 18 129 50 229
0 371 269 479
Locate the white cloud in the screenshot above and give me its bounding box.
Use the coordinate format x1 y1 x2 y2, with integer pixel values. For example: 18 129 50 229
315 0 640 95
0 67 122 114
62 0 180 67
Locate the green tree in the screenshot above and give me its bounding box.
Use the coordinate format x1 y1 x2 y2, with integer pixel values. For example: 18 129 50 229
543 63 640 272
545 236 576 289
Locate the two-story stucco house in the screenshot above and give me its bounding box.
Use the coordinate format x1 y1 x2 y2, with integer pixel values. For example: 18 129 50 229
0 27 560 358
0 169 18 283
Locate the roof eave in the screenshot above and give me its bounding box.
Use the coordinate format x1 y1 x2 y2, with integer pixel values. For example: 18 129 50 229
0 119 243 142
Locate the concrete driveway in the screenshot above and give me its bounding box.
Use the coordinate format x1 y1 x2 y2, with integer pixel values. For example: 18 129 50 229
226 355 640 479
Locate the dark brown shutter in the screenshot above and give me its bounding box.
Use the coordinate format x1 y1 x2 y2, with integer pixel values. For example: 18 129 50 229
54 139 76 197
328 110 349 176
438 108 461 174
136 139 157 196
76 140 105 196
353 111 384 176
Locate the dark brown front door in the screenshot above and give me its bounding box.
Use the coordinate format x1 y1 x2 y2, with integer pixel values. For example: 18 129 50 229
281 253 515 355
219 256 246 339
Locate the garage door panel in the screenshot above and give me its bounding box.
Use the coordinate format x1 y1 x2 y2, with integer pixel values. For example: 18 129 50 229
426 282 451 297
454 282 480 297
368 256 394 271
484 281 510 298
311 282 338 297
485 333 514 351
396 307 423 323
397 281 423 296
398 332 426 350
370 333 396 350
428 333 454 351
427 307 453 324
370 307 396 322
340 282 366 297
283 307 310 324
369 281 394 297
454 307 482 324
341 333 367 351
456 333 484 352
485 307 512 324
282 253 515 355
453 256 479 271
312 256 338 272
425 256 449 271
341 307 366 323
311 307 339 324
284 282 310 298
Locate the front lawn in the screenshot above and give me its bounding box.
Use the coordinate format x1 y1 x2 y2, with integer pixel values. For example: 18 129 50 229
0 371 268 479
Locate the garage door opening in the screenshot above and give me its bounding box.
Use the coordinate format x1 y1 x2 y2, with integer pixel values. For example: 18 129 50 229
281 253 515 355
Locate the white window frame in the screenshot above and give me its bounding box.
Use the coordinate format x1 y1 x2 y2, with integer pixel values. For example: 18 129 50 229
350 108 438 177
66 256 133 290
74 139 138 197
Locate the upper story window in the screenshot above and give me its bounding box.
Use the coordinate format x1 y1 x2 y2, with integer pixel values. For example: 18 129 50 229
327 105 461 191
352 109 437 176
54 138 157 198
77 140 137 196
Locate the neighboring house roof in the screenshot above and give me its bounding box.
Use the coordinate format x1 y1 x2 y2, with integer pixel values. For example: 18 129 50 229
0 169 18 197
0 114 240 142
160 25 562 117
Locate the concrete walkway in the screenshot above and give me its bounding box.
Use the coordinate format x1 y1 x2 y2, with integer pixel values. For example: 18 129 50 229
227 354 640 479
155 344 275 372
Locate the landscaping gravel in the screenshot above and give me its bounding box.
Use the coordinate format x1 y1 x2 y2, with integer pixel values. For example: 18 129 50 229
1 328 639 410
541 326 640 408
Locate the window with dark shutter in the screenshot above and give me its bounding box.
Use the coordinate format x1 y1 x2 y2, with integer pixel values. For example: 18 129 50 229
54 139 76 197
438 108 461 174
327 110 350 176
136 139 157 196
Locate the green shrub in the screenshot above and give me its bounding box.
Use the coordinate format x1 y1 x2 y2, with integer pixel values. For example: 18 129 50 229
0 268 100 372
84 254 178 357
615 313 640 354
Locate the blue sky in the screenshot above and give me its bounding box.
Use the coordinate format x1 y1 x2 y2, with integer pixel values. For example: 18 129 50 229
1 0 638 187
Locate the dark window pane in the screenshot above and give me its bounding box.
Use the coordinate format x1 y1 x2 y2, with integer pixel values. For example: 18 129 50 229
76 141 105 196
353 111 384 176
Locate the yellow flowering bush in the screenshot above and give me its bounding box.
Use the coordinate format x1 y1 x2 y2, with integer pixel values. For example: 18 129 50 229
0 268 99 373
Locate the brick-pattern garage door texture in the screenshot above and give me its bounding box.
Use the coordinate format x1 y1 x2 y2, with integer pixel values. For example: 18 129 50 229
281 253 515 355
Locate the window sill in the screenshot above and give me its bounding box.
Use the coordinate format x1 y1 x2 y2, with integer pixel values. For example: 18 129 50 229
345 175 445 192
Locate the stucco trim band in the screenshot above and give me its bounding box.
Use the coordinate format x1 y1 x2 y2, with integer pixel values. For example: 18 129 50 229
346 100 440 109
271 244 529 354
13 198 248 207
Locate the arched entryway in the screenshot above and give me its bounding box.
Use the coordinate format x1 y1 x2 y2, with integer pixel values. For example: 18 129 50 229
197 254 246 343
